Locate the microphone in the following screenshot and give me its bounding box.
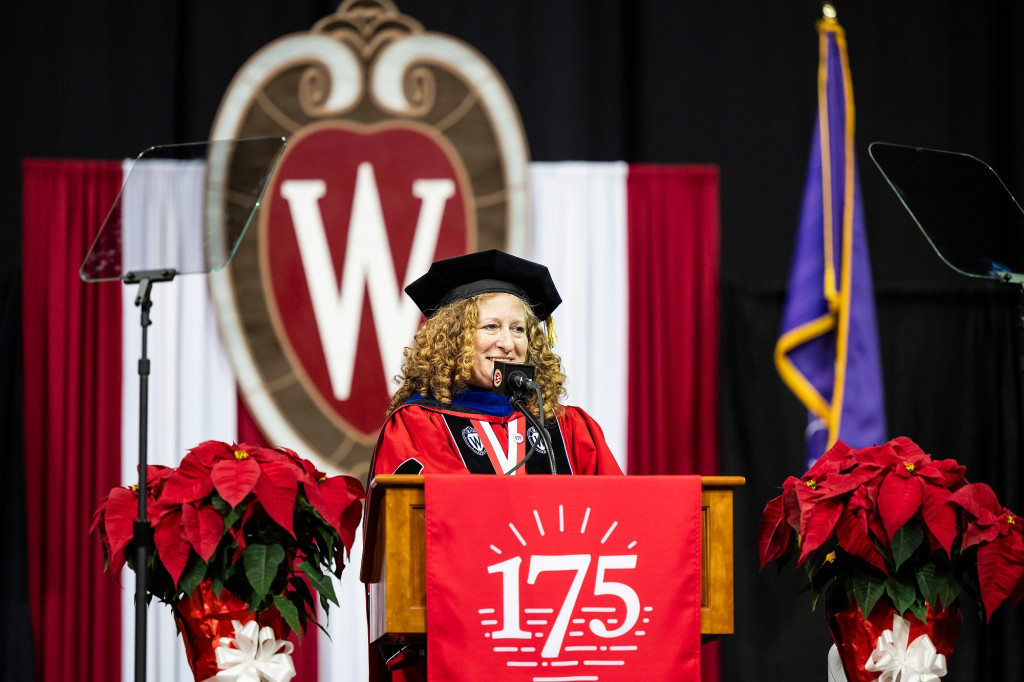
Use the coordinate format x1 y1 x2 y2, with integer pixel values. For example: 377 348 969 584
491 361 538 395
492 361 557 475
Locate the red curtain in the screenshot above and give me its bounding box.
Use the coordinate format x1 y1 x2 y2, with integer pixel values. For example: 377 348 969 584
626 165 720 682
22 160 125 682
20 159 319 682
626 165 719 475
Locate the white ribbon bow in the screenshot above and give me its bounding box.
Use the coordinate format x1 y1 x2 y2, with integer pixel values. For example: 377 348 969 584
863 613 947 682
202 619 296 682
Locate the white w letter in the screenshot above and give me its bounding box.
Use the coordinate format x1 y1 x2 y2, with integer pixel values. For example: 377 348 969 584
281 163 455 399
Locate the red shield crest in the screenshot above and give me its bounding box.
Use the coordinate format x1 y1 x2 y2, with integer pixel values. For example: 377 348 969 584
207 1 529 476
262 123 470 437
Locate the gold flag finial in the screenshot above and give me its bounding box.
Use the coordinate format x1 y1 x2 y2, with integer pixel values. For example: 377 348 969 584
822 4 837 19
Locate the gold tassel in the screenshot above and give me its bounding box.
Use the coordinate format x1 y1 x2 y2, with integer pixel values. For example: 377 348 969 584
546 315 557 348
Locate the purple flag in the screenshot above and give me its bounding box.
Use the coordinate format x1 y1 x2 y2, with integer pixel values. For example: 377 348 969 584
775 15 887 467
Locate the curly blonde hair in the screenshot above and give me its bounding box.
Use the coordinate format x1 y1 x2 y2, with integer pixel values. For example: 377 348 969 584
388 293 566 419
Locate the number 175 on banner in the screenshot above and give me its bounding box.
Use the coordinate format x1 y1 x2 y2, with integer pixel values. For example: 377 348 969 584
426 476 702 681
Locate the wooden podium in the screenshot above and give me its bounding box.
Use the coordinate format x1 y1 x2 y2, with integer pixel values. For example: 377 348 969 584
360 474 745 645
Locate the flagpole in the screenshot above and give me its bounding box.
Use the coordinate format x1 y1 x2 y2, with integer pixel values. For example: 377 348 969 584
776 2 888 466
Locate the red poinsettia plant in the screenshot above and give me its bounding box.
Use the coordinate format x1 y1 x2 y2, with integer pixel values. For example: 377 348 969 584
758 436 1024 622
92 440 365 638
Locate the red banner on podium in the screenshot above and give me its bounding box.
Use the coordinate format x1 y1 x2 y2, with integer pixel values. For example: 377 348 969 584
425 475 701 681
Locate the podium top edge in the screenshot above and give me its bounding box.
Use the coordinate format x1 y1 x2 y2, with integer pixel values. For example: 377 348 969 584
700 475 746 488
369 474 745 488
369 474 429 490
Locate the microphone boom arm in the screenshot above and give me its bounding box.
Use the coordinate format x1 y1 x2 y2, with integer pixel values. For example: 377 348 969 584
507 385 557 475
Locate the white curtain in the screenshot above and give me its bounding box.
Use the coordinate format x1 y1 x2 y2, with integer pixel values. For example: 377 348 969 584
319 532 368 681
530 162 630 472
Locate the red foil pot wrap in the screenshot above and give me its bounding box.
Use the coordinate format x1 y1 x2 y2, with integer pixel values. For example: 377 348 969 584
174 579 287 681
826 601 962 682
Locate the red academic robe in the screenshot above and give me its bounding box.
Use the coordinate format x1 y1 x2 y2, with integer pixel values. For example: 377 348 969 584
371 401 622 477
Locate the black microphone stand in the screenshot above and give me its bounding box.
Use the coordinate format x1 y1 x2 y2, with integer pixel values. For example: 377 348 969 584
509 385 557 474
75 134 287 682
124 268 176 682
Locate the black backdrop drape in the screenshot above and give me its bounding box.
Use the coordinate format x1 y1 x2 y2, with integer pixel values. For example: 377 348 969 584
6 1 1024 680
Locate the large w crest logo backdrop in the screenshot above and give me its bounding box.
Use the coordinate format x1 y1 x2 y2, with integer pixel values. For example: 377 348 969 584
208 0 530 478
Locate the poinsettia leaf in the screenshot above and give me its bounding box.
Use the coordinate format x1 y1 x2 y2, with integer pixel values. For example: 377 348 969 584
178 556 208 598
346 474 367 498
307 523 333 568
807 441 854 478
915 561 939 606
757 496 792 570
211 457 261 509
319 591 331 616
891 521 924 571
920 484 957 554
862 486 890 550
203 541 231 599
229 524 248 556
949 482 1001 524
850 573 886 618
798 499 844 564
302 478 327 518
98 487 141 571
1009 571 1024 609
918 458 967 489
961 521 996 550
186 440 235 467
159 457 215 504
888 436 925 459
907 599 928 622
221 496 247 529
253 461 299 537
153 507 192 586
303 610 332 639
885 575 917 615
926 564 963 613
299 558 339 608
818 464 882 500
272 595 303 641
288 575 316 610
338 499 362 555
310 476 363 539
977 537 1024 620
243 543 286 604
835 504 887 573
211 573 226 600
181 503 225 561
878 473 924 540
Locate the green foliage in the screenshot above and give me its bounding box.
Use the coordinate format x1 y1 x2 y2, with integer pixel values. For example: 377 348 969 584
891 522 924 572
850 573 886 618
243 543 286 607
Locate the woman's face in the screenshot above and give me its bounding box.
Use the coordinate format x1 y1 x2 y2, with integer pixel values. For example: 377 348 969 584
470 293 528 388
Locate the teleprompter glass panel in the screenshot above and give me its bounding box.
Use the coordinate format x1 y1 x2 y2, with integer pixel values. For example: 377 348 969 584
869 142 1024 284
80 136 286 282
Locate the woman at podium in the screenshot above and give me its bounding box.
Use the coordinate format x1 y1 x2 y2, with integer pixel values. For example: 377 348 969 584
367 249 622 681
368 249 623 479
